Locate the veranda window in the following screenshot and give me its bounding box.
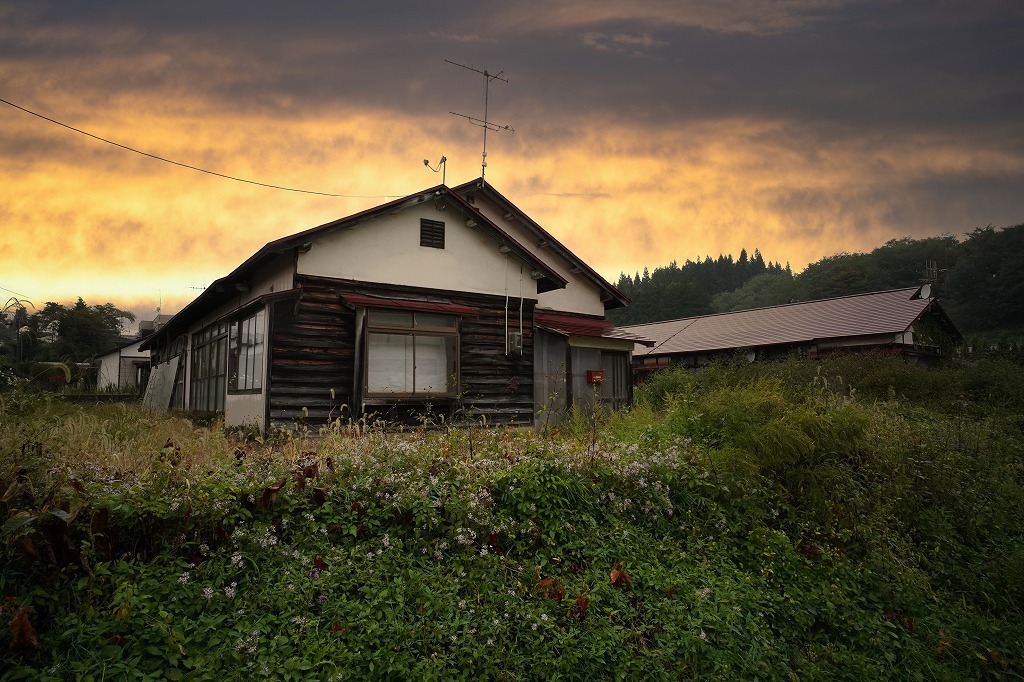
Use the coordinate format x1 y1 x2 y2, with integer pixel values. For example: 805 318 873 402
365 310 458 397
190 321 228 412
229 309 265 393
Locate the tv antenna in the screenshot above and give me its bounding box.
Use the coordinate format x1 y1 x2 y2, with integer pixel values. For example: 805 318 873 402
423 155 447 185
446 59 513 186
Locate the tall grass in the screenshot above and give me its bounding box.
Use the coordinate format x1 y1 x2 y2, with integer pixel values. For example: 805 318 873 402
2 356 1023 679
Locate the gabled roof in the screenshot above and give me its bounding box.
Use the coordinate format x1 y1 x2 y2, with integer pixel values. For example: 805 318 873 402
142 184 567 349
625 287 961 356
452 179 630 310
93 335 148 360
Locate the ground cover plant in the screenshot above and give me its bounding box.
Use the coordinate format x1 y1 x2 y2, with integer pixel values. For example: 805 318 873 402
2 354 1023 680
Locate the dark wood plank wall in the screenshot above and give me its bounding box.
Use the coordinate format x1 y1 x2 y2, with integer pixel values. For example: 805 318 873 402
269 274 535 430
458 294 535 426
269 279 355 428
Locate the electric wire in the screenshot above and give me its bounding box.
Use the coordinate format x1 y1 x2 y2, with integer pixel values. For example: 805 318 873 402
0 283 31 299
0 97 403 199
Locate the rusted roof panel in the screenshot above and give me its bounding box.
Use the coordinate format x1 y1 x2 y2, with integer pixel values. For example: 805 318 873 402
625 288 937 356
340 293 479 316
536 311 655 345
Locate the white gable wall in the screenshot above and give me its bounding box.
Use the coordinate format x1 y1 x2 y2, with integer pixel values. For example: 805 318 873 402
96 341 149 390
469 200 607 316
96 349 124 390
296 204 539 300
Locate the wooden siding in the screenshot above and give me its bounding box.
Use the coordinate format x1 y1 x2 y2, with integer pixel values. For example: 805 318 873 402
269 280 355 428
269 274 535 430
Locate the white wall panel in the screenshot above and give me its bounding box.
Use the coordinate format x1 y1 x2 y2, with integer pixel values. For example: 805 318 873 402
296 206 539 300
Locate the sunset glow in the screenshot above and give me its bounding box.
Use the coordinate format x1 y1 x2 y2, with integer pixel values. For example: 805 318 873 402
2 1 1022 323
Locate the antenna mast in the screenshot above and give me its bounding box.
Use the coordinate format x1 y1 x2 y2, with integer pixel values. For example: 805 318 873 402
446 59 513 186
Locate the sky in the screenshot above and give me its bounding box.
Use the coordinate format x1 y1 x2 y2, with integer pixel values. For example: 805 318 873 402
2 0 1023 325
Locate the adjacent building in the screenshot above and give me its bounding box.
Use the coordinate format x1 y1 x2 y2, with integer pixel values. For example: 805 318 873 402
94 338 151 391
623 286 961 376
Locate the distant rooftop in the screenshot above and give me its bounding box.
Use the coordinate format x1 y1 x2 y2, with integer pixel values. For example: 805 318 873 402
138 313 174 337
623 287 949 356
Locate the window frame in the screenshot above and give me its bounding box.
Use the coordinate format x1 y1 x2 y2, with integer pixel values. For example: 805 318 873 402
189 320 228 413
362 309 460 399
228 308 266 395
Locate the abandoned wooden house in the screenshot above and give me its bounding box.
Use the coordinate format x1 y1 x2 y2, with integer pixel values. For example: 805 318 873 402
140 180 651 431
623 286 962 377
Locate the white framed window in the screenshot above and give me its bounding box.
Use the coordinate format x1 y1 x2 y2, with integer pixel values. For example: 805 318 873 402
229 309 265 393
190 321 228 412
364 310 458 397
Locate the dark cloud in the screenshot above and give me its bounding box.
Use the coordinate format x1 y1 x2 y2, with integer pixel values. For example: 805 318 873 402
6 1 1020 134
1 0 1022 307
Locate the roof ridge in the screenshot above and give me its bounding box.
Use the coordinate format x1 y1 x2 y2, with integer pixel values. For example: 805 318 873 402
621 286 923 329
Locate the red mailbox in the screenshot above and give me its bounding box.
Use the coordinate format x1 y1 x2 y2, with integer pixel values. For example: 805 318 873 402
586 370 605 384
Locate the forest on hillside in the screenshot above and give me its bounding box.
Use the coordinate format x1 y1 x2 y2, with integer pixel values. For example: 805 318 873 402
608 223 1024 336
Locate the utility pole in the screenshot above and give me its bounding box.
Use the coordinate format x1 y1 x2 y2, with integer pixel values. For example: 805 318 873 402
446 59 513 186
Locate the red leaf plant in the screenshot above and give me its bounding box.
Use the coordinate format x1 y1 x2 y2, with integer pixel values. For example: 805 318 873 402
610 562 632 589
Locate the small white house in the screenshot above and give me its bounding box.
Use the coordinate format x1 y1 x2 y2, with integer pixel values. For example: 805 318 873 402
95 338 151 391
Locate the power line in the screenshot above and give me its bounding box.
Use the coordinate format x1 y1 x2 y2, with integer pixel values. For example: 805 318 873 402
0 96 403 199
0 283 31 298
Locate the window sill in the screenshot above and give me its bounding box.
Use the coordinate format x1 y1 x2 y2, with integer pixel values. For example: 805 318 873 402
362 395 459 405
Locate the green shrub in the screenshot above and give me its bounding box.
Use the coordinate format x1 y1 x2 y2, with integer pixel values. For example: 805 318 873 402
2 362 1023 679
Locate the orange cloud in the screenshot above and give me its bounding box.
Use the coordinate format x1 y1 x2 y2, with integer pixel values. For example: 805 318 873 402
3 92 1020 322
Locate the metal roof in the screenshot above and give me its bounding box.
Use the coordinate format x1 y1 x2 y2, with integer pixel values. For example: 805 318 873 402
340 293 479 316
624 287 949 356
535 311 655 345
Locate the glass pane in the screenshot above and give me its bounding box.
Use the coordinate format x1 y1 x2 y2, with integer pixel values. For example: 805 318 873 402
367 310 413 328
215 375 225 411
229 320 239 388
252 309 264 389
414 335 451 394
251 344 263 389
367 333 413 394
415 313 456 331
242 316 253 390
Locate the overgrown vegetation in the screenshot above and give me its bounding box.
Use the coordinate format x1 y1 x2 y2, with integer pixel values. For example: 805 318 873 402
2 355 1023 679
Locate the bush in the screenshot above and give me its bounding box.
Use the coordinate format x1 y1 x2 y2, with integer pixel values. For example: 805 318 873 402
2 361 1023 679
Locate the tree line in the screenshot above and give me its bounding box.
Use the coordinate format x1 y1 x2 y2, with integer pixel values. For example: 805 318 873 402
2 222 1021 378
0 297 135 381
608 223 1024 336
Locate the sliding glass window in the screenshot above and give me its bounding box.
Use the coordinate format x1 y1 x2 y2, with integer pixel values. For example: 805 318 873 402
364 310 458 398
229 309 265 393
190 321 228 412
